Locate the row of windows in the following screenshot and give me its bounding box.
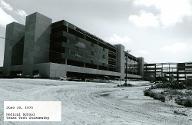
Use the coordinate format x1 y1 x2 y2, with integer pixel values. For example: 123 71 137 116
51 32 108 54
49 56 115 71
50 45 106 60
51 23 116 52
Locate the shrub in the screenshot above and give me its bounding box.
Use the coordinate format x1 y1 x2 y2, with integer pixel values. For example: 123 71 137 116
175 97 192 107
169 90 184 96
169 81 185 89
182 79 192 89
144 89 152 96
144 89 165 102
157 82 169 88
185 91 192 96
175 97 183 105
183 98 192 107
153 93 165 102
152 81 185 89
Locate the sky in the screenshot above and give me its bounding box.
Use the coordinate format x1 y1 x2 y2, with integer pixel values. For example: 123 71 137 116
0 0 192 66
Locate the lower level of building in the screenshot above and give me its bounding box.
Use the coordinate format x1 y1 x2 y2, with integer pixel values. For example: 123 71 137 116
0 63 143 80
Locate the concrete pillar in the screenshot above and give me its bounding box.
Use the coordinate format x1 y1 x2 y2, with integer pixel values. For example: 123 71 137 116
23 12 52 76
3 22 25 76
114 44 125 80
138 57 144 78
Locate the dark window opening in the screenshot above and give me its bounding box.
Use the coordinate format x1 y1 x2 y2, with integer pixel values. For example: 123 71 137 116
85 63 97 69
49 52 66 64
33 70 39 76
10 71 22 77
99 66 108 70
67 60 84 67
67 72 118 80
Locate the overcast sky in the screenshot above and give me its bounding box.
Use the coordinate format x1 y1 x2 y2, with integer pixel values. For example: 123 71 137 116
0 0 192 66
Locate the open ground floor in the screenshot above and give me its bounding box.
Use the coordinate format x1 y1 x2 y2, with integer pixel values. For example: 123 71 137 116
0 63 142 80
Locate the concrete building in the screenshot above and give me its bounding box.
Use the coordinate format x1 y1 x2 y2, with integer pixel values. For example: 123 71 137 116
0 12 144 80
144 62 192 82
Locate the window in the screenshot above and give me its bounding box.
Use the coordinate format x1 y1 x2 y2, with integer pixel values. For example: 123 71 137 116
33 70 39 75
33 70 40 77
102 55 105 59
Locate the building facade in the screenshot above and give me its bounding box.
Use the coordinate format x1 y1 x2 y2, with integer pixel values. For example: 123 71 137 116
144 63 192 82
1 12 144 80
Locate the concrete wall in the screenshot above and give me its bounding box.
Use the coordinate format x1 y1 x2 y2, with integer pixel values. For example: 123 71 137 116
23 12 52 76
3 22 25 76
11 38 24 65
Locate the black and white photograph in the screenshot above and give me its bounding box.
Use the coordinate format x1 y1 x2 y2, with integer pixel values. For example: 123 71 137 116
0 0 192 124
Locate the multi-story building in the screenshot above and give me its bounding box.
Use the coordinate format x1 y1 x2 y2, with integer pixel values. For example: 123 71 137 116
144 62 192 82
0 12 144 80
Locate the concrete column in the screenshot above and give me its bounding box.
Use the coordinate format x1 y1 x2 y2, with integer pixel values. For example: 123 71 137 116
114 44 125 80
65 59 68 64
138 57 144 78
23 12 52 76
3 22 25 76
